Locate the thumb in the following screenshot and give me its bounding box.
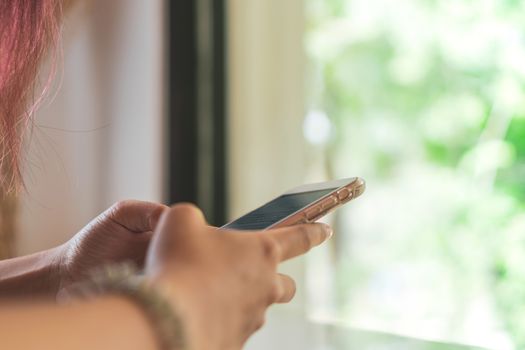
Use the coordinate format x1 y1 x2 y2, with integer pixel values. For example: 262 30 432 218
105 200 169 233
146 203 206 273
157 203 207 235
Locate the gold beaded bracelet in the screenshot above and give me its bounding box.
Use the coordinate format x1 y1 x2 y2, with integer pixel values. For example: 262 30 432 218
62 263 187 350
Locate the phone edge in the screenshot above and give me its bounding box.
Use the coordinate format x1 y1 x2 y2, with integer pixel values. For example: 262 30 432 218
266 177 365 230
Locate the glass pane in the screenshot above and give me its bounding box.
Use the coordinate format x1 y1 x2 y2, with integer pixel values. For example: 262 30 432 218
228 1 525 349
304 1 525 350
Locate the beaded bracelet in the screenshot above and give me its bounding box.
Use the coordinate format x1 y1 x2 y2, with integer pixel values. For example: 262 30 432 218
62 263 187 350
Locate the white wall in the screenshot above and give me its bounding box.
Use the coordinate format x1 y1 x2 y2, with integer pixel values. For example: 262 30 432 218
227 0 307 218
227 0 310 326
17 0 165 255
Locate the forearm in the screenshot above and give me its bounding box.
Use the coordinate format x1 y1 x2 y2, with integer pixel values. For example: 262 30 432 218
0 246 62 297
1 296 160 350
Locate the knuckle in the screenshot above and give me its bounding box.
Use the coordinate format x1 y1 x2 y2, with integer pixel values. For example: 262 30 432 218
254 315 266 331
170 202 199 213
260 236 280 262
168 203 203 220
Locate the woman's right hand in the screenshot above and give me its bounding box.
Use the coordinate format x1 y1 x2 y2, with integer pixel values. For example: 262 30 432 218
145 203 332 350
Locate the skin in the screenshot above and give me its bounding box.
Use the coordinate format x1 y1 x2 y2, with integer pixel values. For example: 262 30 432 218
0 200 167 297
0 203 332 350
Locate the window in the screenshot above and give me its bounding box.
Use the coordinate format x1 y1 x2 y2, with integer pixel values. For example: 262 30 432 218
228 1 525 349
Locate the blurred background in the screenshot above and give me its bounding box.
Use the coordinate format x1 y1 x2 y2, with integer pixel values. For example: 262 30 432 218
13 0 525 349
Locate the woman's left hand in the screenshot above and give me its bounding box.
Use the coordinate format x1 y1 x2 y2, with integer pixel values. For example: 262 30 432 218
55 200 168 291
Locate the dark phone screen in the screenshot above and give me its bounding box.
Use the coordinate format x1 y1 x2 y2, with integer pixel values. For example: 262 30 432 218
222 188 336 230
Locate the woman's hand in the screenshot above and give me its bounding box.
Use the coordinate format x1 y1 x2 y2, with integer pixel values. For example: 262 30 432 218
145 203 332 350
0 200 168 297
56 200 168 290
0 201 331 350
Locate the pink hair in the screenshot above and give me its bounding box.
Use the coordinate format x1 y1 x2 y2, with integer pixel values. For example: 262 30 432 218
0 0 62 194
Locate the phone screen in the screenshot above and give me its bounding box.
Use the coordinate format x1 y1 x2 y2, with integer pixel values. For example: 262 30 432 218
223 188 337 230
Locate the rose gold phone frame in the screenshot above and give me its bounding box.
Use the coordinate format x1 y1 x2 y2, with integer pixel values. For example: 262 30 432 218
265 177 365 229
223 177 365 230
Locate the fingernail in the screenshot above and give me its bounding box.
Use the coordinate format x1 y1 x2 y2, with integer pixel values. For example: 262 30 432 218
322 224 333 239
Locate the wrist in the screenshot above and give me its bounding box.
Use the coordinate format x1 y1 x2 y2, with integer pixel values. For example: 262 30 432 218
150 272 236 350
0 245 64 297
63 263 188 350
50 242 74 293
149 275 206 350
27 244 65 296
47 244 68 295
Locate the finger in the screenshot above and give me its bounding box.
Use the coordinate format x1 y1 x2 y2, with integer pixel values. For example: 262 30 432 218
132 231 154 267
266 223 332 262
274 273 296 303
106 200 169 233
160 203 207 233
146 203 206 269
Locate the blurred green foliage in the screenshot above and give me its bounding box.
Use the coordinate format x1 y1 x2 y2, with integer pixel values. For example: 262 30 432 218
305 0 525 348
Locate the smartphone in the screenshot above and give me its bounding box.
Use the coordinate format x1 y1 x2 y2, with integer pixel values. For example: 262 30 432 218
222 177 365 230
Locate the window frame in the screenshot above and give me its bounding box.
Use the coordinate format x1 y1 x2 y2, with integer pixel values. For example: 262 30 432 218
166 0 228 226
